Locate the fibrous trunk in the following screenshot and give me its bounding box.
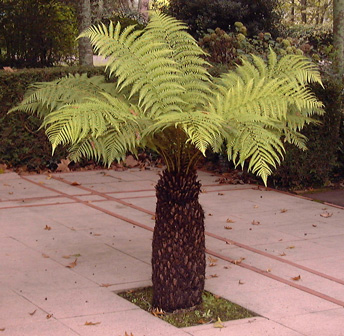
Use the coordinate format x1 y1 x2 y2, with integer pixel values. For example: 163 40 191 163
152 169 205 312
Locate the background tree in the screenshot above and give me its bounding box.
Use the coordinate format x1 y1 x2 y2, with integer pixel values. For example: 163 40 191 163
167 0 282 38
0 0 77 68
12 13 323 311
333 0 344 76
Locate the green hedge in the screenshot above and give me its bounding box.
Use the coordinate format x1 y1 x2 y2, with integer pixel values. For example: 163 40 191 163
271 71 344 189
0 66 105 171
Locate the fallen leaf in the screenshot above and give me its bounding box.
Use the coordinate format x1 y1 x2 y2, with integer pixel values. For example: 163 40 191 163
100 283 114 288
209 263 217 267
226 218 235 223
124 332 134 336
56 159 71 172
93 233 101 236
71 181 80 186
85 321 101 326
320 212 333 218
46 175 52 180
44 225 51 231
46 314 53 319
238 280 245 285
251 220 260 225
66 258 78 268
151 215 155 220
0 328 5 332
213 317 225 328
38 181 45 185
124 155 139 168
208 213 213 216
312 224 317 227
280 209 288 213
253 205 259 208
286 246 295 249
3 66 15 72
232 257 245 265
62 255 71 259
291 275 301 281
198 319 207 324
278 238 283 241
224 226 232 230
223 266 229 269
218 192 224 196
208 256 218 263
210 274 218 278
279 252 286 256
266 268 271 272
42 253 49 258
201 189 207 193
151 308 165 317
29 309 37 316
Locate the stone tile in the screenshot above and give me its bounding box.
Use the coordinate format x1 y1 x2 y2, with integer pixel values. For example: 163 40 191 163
17 287 139 319
186 317 305 336
0 320 80 336
278 308 344 336
61 309 190 336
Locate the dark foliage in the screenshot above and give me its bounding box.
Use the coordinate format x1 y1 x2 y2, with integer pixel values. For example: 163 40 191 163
0 66 105 171
271 72 344 189
168 0 281 39
0 0 77 68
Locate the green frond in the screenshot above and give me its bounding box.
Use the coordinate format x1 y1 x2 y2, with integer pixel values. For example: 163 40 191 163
9 74 113 118
42 95 139 156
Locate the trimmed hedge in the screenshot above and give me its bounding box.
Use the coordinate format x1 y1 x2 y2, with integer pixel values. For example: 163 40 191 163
271 72 344 189
0 66 105 171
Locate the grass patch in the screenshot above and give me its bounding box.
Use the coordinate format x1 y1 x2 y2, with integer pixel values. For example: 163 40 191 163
118 287 256 328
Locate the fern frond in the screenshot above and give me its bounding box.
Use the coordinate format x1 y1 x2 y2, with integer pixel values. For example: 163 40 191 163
9 74 113 118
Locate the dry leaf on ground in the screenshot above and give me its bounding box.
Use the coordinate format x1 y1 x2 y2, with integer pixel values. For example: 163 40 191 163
291 275 301 281
42 253 49 258
66 258 78 268
29 310 37 316
56 159 70 172
44 225 51 231
286 246 295 249
46 314 53 319
124 332 134 336
100 283 114 288
218 192 224 196
208 256 218 263
320 212 333 218
279 252 286 257
280 209 288 213
0 328 5 332
232 257 245 265
238 280 245 285
85 321 101 326
213 317 225 328
224 226 232 230
226 218 235 223
251 220 260 225
210 274 218 278
71 181 80 186
151 308 165 317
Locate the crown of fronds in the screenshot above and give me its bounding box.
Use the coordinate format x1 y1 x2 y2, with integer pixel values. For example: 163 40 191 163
11 12 323 184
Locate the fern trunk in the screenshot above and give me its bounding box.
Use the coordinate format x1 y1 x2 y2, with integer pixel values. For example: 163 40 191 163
152 169 206 312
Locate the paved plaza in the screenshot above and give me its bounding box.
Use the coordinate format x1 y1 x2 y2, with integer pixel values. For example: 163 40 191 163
1 168 344 335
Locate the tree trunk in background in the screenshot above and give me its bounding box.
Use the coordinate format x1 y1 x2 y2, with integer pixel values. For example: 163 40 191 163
78 0 93 66
334 0 344 77
301 0 307 23
291 0 295 22
152 169 206 312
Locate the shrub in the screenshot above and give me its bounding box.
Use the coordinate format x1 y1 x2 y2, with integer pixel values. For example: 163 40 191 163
0 66 105 171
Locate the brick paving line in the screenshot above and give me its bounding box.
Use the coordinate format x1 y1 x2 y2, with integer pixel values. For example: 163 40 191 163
15 174 344 309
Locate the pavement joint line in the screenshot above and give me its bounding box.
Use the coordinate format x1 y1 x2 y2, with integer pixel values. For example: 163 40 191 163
49 174 344 288
208 248 344 308
0 200 77 210
19 174 344 308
